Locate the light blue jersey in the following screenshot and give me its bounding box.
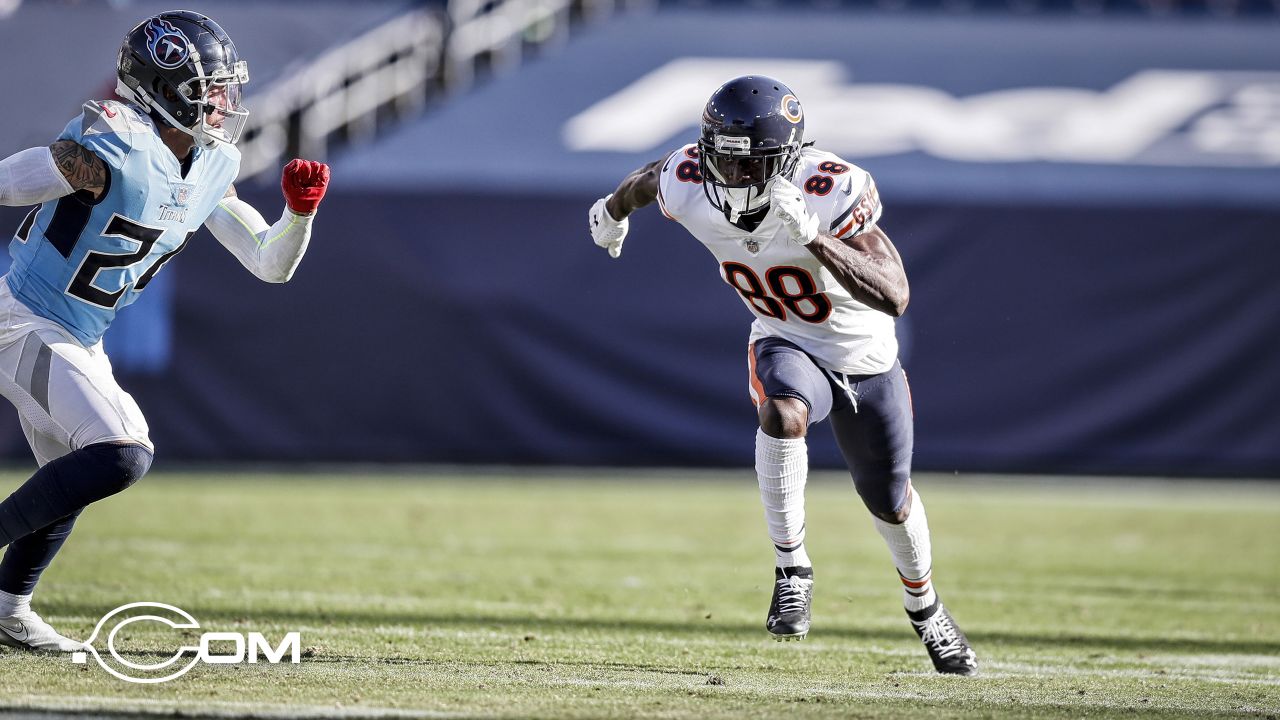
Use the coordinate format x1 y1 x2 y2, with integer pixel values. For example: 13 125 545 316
7 100 239 346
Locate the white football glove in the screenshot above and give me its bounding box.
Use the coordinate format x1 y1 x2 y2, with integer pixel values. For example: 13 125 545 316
770 179 820 246
589 195 629 259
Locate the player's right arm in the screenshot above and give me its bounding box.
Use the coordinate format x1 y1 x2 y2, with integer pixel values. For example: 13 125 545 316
0 101 142 208
605 159 661 220
588 156 665 259
0 141 98 207
49 140 108 198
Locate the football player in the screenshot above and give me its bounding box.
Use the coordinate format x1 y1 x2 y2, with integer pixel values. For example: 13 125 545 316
588 76 977 675
0 11 329 651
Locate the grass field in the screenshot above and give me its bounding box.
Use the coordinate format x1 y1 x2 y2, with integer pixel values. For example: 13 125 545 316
0 468 1276 719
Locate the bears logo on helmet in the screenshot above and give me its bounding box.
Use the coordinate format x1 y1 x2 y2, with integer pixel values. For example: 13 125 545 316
780 94 803 124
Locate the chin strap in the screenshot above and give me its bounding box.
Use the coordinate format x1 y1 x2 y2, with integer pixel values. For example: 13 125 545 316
119 79 224 148
725 182 775 225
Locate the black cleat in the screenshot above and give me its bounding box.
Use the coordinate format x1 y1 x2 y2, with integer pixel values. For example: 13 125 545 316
766 566 813 641
908 601 979 675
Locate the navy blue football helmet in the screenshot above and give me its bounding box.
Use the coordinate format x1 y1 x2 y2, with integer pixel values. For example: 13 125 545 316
698 76 805 228
116 11 249 147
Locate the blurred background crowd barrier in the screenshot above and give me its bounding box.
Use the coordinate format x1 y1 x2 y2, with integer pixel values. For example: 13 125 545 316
0 0 1275 475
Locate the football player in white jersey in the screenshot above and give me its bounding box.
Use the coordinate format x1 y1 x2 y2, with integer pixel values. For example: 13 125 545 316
588 76 977 675
0 11 329 651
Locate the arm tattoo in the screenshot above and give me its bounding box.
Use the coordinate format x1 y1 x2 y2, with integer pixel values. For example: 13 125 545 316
49 141 106 194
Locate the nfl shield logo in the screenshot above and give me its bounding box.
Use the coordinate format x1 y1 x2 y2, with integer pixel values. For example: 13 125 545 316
172 184 193 207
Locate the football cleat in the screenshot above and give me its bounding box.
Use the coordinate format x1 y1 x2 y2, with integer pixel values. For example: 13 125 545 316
766 565 813 641
907 601 978 675
0 610 87 653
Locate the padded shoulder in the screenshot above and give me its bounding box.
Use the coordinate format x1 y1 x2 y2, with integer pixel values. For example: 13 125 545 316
77 100 154 139
59 101 155 171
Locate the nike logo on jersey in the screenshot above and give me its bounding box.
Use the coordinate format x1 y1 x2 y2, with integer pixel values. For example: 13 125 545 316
0 618 29 643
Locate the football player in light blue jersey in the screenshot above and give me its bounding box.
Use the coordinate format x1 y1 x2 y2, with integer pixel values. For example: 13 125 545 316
0 11 330 651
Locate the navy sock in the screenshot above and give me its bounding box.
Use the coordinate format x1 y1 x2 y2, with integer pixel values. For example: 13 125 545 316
0 510 82 596
0 443 152 549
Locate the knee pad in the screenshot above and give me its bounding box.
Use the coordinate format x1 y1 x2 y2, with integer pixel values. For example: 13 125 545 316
80 442 153 495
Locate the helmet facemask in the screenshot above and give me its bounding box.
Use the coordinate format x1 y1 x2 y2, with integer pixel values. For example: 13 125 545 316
175 59 249 146
699 133 800 226
118 59 248 148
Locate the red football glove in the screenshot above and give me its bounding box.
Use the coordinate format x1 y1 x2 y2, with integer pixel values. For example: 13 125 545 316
281 159 330 215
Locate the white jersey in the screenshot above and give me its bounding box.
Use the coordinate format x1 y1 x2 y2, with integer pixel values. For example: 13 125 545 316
657 144 896 375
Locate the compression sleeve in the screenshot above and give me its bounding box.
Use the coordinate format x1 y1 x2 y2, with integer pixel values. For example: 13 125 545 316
0 147 75 206
205 196 314 283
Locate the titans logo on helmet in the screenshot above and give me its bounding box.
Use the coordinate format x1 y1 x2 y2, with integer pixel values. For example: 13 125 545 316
144 18 190 70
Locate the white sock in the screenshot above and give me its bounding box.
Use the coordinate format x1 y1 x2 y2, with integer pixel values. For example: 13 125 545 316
0 589 32 617
873 484 937 612
756 427 811 568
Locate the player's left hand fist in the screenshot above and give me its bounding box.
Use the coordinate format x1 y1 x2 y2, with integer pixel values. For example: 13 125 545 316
771 179 819 246
589 194 628 259
282 159 330 216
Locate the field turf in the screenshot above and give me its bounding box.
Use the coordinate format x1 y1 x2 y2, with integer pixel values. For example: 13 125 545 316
0 469 1276 719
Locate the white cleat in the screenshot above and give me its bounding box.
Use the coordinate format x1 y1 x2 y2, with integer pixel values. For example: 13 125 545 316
0 611 87 653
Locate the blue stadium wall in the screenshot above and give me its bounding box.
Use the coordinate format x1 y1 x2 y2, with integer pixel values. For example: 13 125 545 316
0 9 1276 476
1 192 1274 476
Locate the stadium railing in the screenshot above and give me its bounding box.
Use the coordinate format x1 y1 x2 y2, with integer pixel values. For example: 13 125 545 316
237 0 627 180
237 7 446 179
